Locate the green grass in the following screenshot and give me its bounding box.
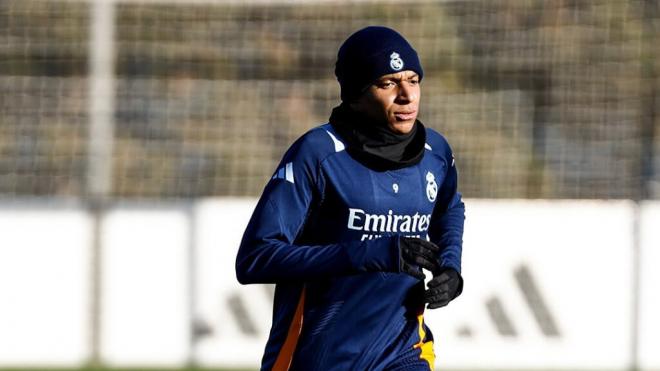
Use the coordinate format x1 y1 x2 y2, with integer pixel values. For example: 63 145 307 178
8 370 223 371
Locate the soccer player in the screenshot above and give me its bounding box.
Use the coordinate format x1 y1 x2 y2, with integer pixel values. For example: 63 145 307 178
236 26 464 371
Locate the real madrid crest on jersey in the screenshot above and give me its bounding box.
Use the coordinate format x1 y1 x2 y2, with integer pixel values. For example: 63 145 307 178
426 171 437 202
389 52 404 71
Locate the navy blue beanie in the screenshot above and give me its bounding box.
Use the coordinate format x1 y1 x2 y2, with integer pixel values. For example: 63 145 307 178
335 26 424 102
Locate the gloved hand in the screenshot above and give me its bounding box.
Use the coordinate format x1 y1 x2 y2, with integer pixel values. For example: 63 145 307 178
398 237 440 280
425 268 463 309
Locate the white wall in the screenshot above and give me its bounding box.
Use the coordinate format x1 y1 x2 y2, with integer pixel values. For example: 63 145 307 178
0 199 658 370
639 203 660 371
100 206 191 366
193 198 267 369
0 205 91 366
425 200 634 369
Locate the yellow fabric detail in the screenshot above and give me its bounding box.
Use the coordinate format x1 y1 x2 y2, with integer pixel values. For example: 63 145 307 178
413 314 436 370
417 340 435 370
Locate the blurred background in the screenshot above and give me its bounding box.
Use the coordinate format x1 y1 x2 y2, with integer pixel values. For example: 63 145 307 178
0 0 659 370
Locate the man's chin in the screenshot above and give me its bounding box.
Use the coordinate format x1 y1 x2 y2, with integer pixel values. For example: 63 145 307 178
388 120 416 135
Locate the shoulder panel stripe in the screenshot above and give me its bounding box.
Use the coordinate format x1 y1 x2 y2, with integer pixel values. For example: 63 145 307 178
285 162 295 183
325 130 346 152
425 143 433 151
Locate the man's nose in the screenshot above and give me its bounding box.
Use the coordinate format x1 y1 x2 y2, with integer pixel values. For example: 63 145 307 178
397 82 417 103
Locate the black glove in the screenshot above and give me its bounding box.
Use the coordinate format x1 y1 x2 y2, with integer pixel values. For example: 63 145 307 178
425 268 463 309
398 237 441 280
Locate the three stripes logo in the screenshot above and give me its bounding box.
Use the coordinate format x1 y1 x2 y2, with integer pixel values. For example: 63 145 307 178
457 264 561 339
207 264 561 341
204 285 275 339
272 162 294 184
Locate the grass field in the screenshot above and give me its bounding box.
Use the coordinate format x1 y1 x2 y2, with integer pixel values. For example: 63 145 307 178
0 367 255 371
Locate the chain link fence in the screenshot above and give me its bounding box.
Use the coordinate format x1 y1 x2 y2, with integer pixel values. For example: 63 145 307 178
1 0 659 200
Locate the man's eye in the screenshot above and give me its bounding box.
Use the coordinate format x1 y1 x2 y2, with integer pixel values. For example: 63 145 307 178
409 79 420 85
379 82 395 88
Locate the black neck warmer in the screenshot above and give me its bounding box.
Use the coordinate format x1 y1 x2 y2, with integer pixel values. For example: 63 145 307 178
329 103 426 171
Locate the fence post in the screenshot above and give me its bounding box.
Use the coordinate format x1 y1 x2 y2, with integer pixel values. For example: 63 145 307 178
87 0 116 366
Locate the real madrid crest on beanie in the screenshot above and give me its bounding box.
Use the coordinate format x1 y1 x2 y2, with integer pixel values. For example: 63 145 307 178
335 26 424 102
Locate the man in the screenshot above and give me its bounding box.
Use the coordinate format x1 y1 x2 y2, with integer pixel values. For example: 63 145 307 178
236 26 465 371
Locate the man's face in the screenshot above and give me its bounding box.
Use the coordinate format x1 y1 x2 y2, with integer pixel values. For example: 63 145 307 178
351 70 421 134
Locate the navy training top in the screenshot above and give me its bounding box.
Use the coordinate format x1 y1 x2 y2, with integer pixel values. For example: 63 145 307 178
236 123 464 371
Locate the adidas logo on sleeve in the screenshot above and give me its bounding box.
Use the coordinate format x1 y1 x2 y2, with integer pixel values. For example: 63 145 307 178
272 162 294 184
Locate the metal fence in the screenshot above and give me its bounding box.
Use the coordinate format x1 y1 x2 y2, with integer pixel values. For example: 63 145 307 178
1 0 659 200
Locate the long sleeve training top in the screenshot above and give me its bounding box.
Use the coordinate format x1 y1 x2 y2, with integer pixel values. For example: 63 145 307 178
236 123 464 371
